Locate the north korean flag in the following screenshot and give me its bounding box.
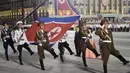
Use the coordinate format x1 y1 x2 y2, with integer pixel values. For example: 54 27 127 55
25 16 80 46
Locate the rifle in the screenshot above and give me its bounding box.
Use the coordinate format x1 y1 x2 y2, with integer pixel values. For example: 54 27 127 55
8 0 47 34
8 0 47 43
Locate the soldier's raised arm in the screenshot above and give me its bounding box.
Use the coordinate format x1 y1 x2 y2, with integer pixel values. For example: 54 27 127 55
95 28 108 40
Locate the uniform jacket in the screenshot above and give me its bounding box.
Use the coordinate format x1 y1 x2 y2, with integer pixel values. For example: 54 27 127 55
79 29 92 42
95 28 115 50
13 29 29 45
35 29 49 46
95 28 114 44
1 28 13 43
74 31 81 43
59 33 68 43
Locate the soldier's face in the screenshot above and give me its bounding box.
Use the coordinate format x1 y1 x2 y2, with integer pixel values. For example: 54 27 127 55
18 24 22 28
76 27 79 31
83 25 86 30
104 21 108 29
39 23 44 29
4 23 9 29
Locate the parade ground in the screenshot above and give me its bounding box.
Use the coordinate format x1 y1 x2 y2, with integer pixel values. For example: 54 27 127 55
0 31 130 73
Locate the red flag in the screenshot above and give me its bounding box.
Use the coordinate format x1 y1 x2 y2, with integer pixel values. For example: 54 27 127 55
25 22 74 43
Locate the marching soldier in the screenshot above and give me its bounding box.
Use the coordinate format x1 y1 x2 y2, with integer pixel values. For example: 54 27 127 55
13 21 34 65
58 33 74 62
1 22 17 61
35 22 58 70
95 19 129 73
74 26 81 57
79 22 100 66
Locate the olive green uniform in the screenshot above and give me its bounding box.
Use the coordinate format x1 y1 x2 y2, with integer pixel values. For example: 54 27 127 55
80 30 100 66
95 28 129 73
35 30 50 60
35 29 58 70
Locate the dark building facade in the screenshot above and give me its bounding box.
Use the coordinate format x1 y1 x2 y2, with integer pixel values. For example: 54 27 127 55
0 0 48 24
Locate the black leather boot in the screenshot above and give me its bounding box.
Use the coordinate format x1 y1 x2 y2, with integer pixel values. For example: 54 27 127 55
117 55 129 65
18 56 23 65
82 55 87 67
70 52 74 55
103 65 107 73
60 54 64 62
30 52 34 56
50 48 58 59
39 60 45 70
5 53 9 61
92 49 100 57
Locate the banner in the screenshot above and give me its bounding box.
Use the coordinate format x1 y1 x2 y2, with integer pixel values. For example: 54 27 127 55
55 0 79 16
25 16 80 46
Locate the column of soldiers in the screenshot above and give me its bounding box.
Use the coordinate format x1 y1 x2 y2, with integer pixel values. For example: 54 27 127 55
74 19 129 73
0 20 129 73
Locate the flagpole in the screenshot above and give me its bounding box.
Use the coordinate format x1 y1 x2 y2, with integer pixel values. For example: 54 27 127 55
9 0 47 33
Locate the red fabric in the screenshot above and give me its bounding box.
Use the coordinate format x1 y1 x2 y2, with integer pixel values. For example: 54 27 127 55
25 22 74 43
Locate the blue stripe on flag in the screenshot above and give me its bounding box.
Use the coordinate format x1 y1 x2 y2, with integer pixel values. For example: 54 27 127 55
29 42 55 47
37 16 80 23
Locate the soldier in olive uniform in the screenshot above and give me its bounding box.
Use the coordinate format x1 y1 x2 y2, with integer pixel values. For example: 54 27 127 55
79 22 100 66
95 19 129 73
35 22 58 70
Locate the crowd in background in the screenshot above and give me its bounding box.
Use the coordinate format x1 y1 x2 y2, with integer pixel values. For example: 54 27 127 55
86 23 130 32
122 17 130 21
78 18 130 32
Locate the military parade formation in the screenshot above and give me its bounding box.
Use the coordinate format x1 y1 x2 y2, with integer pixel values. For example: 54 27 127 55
0 0 130 73
0 19 129 73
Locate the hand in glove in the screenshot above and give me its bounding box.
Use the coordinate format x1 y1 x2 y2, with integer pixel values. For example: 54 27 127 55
39 43 42 46
101 25 105 29
6 35 10 38
85 37 90 42
43 39 46 42
88 34 92 39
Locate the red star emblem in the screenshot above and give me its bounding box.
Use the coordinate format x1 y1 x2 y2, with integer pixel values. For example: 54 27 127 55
49 28 59 39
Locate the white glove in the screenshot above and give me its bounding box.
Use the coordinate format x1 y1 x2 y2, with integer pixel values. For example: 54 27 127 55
39 43 42 46
88 34 91 37
43 39 46 42
85 37 90 42
101 25 105 29
6 36 10 38
4 40 7 42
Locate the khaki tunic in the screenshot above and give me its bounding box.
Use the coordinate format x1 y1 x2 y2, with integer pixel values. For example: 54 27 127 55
80 30 94 51
35 30 50 60
95 28 120 65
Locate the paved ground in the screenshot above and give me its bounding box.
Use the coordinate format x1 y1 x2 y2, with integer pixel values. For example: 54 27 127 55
0 31 130 73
